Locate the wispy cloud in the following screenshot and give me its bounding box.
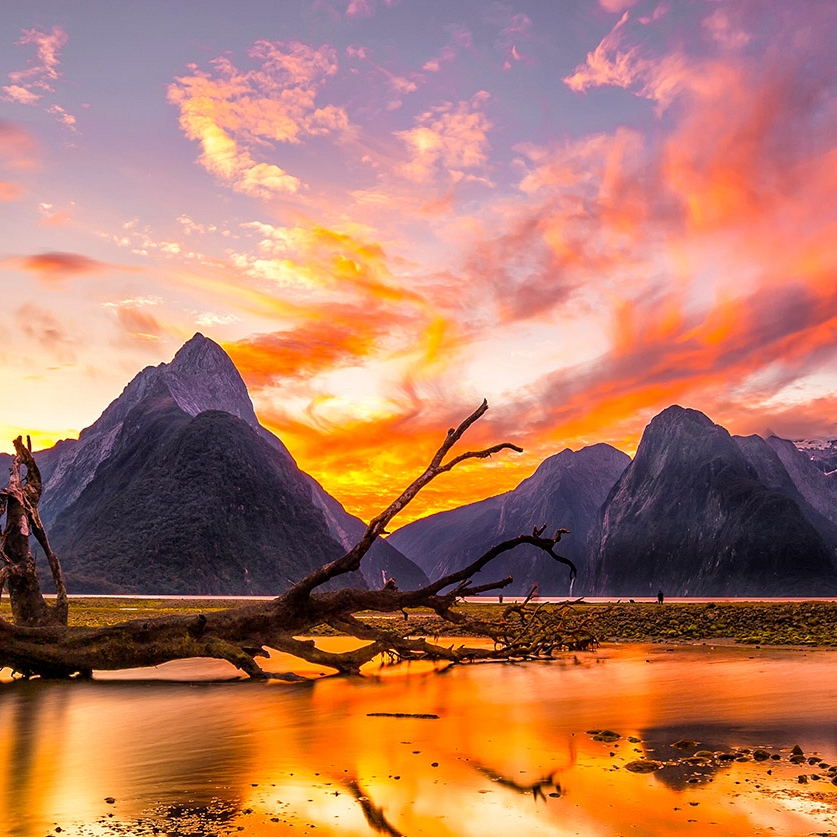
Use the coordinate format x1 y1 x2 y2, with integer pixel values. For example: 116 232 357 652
563 12 692 110
103 297 165 344
345 0 397 18
2 26 77 128
498 13 533 71
15 302 76 363
422 25 472 73
0 120 37 199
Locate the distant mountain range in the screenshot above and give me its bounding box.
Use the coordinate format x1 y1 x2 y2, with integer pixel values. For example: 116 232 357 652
5 333 837 597
393 407 837 597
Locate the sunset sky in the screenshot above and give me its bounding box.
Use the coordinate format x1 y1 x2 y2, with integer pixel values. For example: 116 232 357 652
2 0 837 525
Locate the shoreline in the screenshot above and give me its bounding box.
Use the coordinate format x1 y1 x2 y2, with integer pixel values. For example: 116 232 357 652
4 598 837 647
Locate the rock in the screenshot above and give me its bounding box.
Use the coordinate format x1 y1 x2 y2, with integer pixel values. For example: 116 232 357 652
625 760 663 773
753 749 770 761
671 738 700 750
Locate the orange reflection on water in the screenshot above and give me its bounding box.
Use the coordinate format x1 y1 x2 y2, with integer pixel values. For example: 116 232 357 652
2 642 837 836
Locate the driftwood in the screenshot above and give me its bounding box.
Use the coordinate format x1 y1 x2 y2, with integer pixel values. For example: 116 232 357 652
0 401 582 680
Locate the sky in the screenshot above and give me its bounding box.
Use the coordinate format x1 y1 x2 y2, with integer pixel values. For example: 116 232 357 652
2 0 837 526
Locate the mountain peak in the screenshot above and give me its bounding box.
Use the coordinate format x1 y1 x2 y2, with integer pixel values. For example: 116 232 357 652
170 332 233 373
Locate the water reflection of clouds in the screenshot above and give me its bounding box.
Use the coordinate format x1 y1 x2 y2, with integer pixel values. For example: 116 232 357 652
2 645 837 835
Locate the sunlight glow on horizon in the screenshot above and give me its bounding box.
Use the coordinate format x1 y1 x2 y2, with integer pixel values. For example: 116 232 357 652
2 0 837 523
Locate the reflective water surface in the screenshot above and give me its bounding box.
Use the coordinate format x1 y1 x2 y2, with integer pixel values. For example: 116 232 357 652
2 641 837 836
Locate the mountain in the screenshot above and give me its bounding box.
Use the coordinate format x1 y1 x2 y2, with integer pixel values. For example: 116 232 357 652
794 438 837 475
50 393 351 594
34 334 427 594
589 406 837 596
389 444 630 596
734 435 837 553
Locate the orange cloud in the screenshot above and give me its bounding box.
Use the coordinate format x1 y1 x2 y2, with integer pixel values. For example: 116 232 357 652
168 40 349 198
3 251 107 283
287 6 837 520
260 396 529 526
225 316 386 387
102 298 165 345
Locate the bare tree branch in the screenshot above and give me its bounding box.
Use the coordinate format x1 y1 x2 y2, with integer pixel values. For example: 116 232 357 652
0 401 587 680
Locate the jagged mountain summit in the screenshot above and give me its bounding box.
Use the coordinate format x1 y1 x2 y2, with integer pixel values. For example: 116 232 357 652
389 444 630 596
35 334 427 594
590 406 837 596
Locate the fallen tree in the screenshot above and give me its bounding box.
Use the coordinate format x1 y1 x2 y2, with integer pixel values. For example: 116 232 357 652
0 401 587 680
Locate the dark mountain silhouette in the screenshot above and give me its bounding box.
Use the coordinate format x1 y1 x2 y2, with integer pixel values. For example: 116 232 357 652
34 334 427 594
589 406 837 596
389 444 630 596
50 392 352 594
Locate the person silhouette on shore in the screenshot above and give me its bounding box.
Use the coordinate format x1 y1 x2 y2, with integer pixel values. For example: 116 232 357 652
657 589 664 604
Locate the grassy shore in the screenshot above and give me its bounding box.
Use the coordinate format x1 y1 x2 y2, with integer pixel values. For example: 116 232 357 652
3 598 837 646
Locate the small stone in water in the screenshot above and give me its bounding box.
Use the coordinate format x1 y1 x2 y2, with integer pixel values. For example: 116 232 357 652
625 760 663 773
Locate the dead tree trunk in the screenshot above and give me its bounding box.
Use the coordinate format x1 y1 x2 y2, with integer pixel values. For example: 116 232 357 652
0 402 581 680
1 436 68 627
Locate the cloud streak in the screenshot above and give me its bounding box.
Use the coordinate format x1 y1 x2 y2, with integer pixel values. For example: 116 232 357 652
3 252 108 283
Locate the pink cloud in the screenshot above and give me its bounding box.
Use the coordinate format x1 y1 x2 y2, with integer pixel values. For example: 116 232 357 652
345 0 397 17
2 26 77 127
563 11 692 110
346 0 373 16
498 13 534 71
599 0 639 11
422 25 472 73
0 120 37 165
345 43 422 109
0 121 37 198
6 25 68 92
0 181 22 201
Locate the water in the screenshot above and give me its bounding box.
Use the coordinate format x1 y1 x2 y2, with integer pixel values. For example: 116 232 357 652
2 641 837 836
